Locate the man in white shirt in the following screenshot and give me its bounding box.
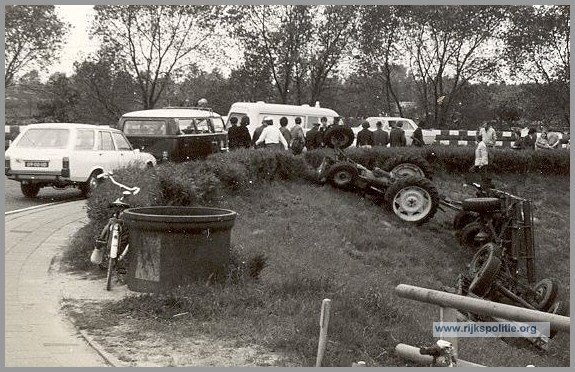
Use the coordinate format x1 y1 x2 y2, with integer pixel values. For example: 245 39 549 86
255 117 288 150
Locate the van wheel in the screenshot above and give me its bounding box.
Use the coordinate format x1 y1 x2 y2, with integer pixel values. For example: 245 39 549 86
21 183 40 198
80 172 101 197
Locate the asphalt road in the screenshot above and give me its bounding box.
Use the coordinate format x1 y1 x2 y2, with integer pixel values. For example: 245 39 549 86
4 178 84 212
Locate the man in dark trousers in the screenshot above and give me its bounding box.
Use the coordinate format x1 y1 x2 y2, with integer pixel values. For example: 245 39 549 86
306 122 322 150
389 121 406 147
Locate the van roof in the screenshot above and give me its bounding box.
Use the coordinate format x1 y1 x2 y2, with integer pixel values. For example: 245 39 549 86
122 108 222 118
24 123 116 131
229 102 339 116
365 117 414 121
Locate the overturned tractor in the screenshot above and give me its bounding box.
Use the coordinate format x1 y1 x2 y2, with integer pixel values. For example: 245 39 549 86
317 126 439 225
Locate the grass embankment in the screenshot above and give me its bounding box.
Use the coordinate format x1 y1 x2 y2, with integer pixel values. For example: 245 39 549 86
61 146 570 367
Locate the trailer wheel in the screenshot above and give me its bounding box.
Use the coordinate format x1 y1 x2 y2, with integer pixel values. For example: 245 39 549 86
453 211 479 231
383 176 439 225
458 221 491 250
382 155 433 179
323 126 355 149
468 243 501 297
327 162 358 189
532 278 559 311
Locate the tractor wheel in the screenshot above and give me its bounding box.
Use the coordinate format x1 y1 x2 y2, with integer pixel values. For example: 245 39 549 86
383 176 439 225
382 155 433 180
468 243 501 297
323 126 355 149
531 278 560 311
327 162 359 189
458 221 491 250
462 197 501 213
20 183 40 198
453 211 479 231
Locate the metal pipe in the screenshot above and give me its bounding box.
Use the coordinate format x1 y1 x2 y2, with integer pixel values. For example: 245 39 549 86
395 284 569 333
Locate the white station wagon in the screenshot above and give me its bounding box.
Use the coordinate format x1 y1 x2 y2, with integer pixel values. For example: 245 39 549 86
5 123 156 198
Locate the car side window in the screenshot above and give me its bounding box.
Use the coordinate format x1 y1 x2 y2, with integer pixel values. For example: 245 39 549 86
399 120 414 130
98 131 115 151
112 132 133 151
75 129 95 150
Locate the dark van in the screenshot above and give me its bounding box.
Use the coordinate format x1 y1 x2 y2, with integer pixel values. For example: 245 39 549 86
115 107 228 162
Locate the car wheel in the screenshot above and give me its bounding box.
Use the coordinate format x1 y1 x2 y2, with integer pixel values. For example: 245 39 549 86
383 176 439 225
531 278 559 311
468 243 501 297
323 126 355 149
327 162 358 189
458 221 491 250
20 183 40 198
382 155 433 180
80 172 102 197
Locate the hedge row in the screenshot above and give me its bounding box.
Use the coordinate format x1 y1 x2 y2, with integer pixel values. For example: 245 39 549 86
87 145 569 226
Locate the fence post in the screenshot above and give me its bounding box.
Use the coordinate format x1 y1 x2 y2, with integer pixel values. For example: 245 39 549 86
316 299 332 367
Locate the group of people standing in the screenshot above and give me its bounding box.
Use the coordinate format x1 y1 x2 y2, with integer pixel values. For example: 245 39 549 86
226 115 335 155
355 120 425 148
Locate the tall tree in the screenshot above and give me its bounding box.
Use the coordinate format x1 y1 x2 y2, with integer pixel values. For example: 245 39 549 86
402 6 508 127
504 5 570 127
91 5 220 109
4 5 70 87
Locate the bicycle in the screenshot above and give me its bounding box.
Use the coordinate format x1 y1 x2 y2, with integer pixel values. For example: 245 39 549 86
89 172 140 290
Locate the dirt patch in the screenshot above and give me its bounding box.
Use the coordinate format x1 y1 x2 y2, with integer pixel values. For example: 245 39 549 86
52 260 295 367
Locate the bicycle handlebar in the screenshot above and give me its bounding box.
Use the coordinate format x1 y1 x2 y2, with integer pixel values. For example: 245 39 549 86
98 172 140 196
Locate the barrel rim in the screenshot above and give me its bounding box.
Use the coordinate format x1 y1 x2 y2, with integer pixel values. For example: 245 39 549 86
123 206 237 222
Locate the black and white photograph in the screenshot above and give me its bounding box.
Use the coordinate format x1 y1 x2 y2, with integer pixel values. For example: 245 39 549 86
4 3 571 367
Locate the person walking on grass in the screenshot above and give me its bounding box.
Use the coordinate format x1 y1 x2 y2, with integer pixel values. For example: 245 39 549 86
469 132 492 188
373 121 389 147
255 117 288 150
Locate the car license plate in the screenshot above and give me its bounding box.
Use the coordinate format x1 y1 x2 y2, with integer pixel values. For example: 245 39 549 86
25 161 49 168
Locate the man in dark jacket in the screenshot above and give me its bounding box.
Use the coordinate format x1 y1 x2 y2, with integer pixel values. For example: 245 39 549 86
356 121 374 147
227 117 241 150
372 121 389 147
306 122 323 150
389 121 406 147
237 116 252 148
252 117 269 149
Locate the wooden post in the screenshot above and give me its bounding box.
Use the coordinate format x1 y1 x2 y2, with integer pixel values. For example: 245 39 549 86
316 299 332 367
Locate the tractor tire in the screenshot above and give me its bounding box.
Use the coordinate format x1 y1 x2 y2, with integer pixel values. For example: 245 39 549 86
323 126 355 149
462 197 501 213
327 162 359 189
468 243 501 297
532 278 560 311
383 176 439 225
457 221 491 250
382 155 433 180
20 183 40 198
453 211 479 231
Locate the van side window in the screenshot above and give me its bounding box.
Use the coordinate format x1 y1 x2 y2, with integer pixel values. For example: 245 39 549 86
75 129 95 150
98 131 115 151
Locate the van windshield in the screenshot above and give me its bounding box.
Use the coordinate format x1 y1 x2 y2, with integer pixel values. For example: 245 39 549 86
15 128 69 149
124 120 167 135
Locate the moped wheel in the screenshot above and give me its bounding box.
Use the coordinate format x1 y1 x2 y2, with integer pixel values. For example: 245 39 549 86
384 176 439 225
468 243 501 297
531 278 559 311
453 211 478 231
327 162 358 189
458 221 491 250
